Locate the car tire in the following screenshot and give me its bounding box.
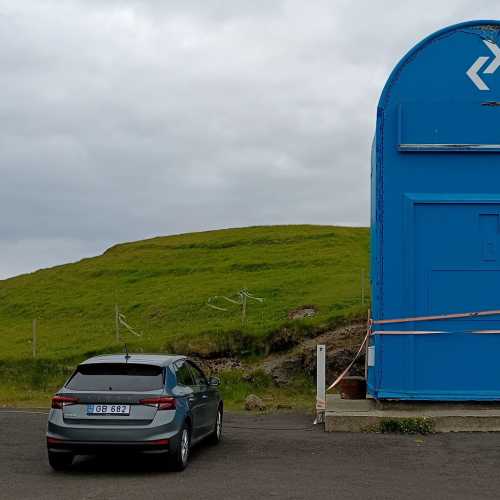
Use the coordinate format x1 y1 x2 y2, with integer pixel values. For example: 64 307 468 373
169 423 191 471
48 451 74 471
207 405 223 445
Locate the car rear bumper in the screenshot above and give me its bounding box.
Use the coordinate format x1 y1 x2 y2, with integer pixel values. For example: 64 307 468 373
47 407 184 454
47 437 172 454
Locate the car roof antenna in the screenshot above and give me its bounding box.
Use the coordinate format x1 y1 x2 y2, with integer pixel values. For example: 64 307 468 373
124 343 130 362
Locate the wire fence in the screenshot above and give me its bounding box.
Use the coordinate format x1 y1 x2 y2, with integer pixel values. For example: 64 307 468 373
21 275 370 360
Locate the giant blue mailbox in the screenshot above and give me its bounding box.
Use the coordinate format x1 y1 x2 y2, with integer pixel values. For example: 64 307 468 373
368 20 500 400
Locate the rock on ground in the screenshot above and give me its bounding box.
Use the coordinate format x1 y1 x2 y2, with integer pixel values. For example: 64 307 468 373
244 394 266 411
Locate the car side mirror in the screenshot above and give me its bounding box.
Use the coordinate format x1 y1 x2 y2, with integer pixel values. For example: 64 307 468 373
208 377 220 386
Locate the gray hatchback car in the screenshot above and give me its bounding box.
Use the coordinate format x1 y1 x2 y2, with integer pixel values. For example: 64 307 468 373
47 354 223 471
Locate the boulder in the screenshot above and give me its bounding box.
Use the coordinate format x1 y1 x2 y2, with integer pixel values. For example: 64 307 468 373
244 394 266 411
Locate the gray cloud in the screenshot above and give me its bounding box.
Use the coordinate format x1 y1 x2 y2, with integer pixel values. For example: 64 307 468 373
1 0 499 278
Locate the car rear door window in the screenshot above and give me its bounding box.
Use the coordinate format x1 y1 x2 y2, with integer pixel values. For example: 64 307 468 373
173 361 195 387
66 363 164 391
188 362 208 387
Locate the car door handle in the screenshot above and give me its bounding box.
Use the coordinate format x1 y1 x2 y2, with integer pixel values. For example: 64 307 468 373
202 394 208 399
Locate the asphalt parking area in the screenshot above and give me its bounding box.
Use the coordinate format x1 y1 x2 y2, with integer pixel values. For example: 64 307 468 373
2 409 500 499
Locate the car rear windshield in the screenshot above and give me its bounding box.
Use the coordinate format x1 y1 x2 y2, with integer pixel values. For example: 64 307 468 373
66 363 164 391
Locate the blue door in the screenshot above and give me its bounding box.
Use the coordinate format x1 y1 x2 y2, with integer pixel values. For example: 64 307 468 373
409 201 500 397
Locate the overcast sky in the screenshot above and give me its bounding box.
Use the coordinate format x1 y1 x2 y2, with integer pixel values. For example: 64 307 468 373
2 1 500 279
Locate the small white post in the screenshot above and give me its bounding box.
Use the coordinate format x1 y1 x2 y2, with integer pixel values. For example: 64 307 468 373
32 318 37 358
315 344 326 423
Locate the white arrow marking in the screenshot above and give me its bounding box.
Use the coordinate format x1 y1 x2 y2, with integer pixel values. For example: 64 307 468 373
483 40 500 74
467 55 490 90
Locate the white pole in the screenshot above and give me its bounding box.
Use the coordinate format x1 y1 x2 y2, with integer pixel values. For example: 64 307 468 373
316 344 326 422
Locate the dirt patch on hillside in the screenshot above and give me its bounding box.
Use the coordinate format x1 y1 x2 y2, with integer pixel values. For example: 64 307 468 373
287 306 317 320
188 322 367 386
191 357 243 375
259 322 367 386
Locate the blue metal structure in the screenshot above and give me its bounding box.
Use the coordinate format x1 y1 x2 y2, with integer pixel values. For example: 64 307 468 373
369 21 500 400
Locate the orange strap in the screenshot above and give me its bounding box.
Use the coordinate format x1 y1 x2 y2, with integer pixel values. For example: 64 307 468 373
327 329 371 391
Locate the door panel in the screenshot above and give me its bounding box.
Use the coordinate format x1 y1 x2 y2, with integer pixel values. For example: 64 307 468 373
187 362 212 436
414 202 500 329
172 360 205 439
410 201 500 393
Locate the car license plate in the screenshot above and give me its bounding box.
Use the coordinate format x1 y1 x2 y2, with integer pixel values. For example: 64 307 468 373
87 404 130 415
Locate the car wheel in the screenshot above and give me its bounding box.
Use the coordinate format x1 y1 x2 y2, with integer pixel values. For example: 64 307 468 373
48 451 74 471
169 424 191 471
207 406 223 445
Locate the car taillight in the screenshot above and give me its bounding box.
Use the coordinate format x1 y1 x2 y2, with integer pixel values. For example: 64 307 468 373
51 395 79 409
148 439 169 446
139 396 176 410
47 437 65 444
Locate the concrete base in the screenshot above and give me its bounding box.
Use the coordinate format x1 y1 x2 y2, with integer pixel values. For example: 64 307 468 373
325 394 500 432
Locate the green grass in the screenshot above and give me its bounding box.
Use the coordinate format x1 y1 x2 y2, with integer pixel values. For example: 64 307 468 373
369 418 435 435
219 370 315 412
0 224 369 408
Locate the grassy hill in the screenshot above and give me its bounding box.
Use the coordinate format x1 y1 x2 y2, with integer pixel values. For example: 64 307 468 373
0 224 369 407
